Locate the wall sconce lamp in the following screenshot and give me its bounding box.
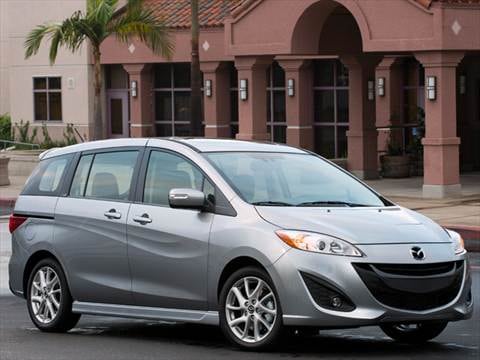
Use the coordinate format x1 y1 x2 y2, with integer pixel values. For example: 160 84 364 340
367 80 375 101
426 76 436 100
131 80 138 98
287 78 295 97
459 75 466 95
239 79 248 101
205 79 212 97
377 77 385 97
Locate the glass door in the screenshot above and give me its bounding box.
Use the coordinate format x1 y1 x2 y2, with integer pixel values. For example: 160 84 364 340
107 91 129 138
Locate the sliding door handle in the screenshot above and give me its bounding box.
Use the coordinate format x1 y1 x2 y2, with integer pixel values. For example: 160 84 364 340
133 213 152 225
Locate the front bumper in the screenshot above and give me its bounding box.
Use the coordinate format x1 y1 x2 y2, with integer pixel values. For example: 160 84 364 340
271 243 473 328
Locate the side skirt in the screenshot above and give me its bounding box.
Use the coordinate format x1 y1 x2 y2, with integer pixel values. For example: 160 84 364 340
72 301 219 325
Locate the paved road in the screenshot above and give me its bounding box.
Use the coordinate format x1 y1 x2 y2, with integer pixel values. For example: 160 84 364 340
1 222 479 360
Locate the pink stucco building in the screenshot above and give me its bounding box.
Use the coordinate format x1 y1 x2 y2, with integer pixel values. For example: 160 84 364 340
99 0 480 198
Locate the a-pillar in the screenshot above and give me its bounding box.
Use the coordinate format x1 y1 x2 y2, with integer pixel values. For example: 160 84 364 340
234 56 272 141
278 59 314 150
340 55 380 179
200 61 231 138
375 56 402 153
122 64 154 137
414 51 464 198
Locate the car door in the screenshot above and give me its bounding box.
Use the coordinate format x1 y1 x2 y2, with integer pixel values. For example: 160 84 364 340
54 148 143 305
127 148 214 310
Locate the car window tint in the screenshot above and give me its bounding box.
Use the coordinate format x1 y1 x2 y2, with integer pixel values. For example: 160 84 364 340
144 151 203 206
84 151 138 201
69 154 93 197
22 154 72 196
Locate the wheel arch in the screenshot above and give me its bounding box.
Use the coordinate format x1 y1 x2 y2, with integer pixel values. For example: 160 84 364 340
23 250 64 297
217 256 270 301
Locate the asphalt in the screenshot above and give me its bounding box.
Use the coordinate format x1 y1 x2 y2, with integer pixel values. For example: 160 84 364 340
0 221 479 360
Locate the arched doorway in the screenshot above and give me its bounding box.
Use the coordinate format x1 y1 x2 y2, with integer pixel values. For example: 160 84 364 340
289 0 378 179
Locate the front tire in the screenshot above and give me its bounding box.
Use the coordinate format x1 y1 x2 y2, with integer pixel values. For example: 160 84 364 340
219 267 283 350
380 321 448 343
27 258 80 332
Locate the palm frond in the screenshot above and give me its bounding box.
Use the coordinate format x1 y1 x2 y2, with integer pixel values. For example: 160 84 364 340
25 11 96 64
109 7 173 59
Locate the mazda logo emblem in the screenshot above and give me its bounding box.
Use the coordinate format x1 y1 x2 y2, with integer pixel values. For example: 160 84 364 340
410 246 426 260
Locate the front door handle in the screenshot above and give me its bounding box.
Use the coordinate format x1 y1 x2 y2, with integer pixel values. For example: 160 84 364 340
133 213 152 225
104 209 122 219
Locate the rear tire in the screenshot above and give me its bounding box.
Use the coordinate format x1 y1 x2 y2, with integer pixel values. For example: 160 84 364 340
26 258 80 332
219 267 283 350
380 321 448 343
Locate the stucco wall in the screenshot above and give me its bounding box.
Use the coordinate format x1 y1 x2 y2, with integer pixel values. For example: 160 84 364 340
0 0 10 115
225 0 480 55
2 0 93 141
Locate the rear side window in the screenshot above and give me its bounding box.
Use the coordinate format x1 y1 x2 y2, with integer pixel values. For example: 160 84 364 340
22 154 72 196
70 151 138 201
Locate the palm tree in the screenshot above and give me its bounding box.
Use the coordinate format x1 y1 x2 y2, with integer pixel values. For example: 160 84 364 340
190 0 203 136
24 0 173 140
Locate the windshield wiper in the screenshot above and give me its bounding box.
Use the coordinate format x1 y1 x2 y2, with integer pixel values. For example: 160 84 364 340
296 201 372 207
251 201 294 207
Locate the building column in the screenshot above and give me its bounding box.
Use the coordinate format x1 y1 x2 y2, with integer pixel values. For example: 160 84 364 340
122 64 154 137
340 55 380 179
278 59 314 150
375 56 402 153
234 56 272 141
200 61 231 138
414 51 464 198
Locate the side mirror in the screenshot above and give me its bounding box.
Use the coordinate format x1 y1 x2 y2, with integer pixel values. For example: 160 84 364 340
168 188 206 210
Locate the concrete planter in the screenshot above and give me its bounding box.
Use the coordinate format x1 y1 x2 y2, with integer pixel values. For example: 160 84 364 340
0 156 10 186
6 150 42 177
381 155 410 178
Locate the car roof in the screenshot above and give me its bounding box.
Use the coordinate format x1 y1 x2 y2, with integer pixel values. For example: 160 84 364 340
40 138 306 159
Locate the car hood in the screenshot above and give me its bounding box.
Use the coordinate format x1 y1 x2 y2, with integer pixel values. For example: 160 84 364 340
255 206 451 245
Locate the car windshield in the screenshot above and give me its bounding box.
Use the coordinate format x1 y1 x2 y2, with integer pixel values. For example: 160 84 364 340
206 152 389 207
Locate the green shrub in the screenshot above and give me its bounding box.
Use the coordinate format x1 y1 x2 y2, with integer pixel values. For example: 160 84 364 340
39 123 78 149
13 120 38 145
0 113 12 141
63 124 78 146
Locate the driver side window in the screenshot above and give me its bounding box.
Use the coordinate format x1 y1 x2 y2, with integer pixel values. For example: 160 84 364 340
143 151 207 206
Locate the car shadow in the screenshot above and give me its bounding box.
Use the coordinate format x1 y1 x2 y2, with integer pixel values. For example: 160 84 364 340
67 318 475 357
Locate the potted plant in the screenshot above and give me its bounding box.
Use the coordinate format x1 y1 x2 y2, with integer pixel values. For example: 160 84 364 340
381 130 410 178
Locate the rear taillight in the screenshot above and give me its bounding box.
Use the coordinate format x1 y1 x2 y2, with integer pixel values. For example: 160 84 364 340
9 214 27 234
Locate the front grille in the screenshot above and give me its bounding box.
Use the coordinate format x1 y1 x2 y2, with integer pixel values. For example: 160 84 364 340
353 261 464 311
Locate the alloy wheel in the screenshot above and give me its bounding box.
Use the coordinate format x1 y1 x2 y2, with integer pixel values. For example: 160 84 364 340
30 266 62 324
225 276 277 343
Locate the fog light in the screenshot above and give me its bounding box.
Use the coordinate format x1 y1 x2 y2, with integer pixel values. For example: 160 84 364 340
331 296 343 308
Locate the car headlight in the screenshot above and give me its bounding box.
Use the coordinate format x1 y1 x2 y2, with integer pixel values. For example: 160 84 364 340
275 230 364 257
446 229 466 255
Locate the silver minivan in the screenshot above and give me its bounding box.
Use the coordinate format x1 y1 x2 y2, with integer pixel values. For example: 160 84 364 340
8 138 472 350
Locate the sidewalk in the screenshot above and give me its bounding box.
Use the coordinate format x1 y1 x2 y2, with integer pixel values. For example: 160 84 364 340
365 174 480 250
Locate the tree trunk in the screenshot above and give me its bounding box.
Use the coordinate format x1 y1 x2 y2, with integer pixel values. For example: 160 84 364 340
190 0 203 136
92 47 104 140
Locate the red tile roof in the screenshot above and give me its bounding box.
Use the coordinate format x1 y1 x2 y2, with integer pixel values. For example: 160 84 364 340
145 0 247 29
